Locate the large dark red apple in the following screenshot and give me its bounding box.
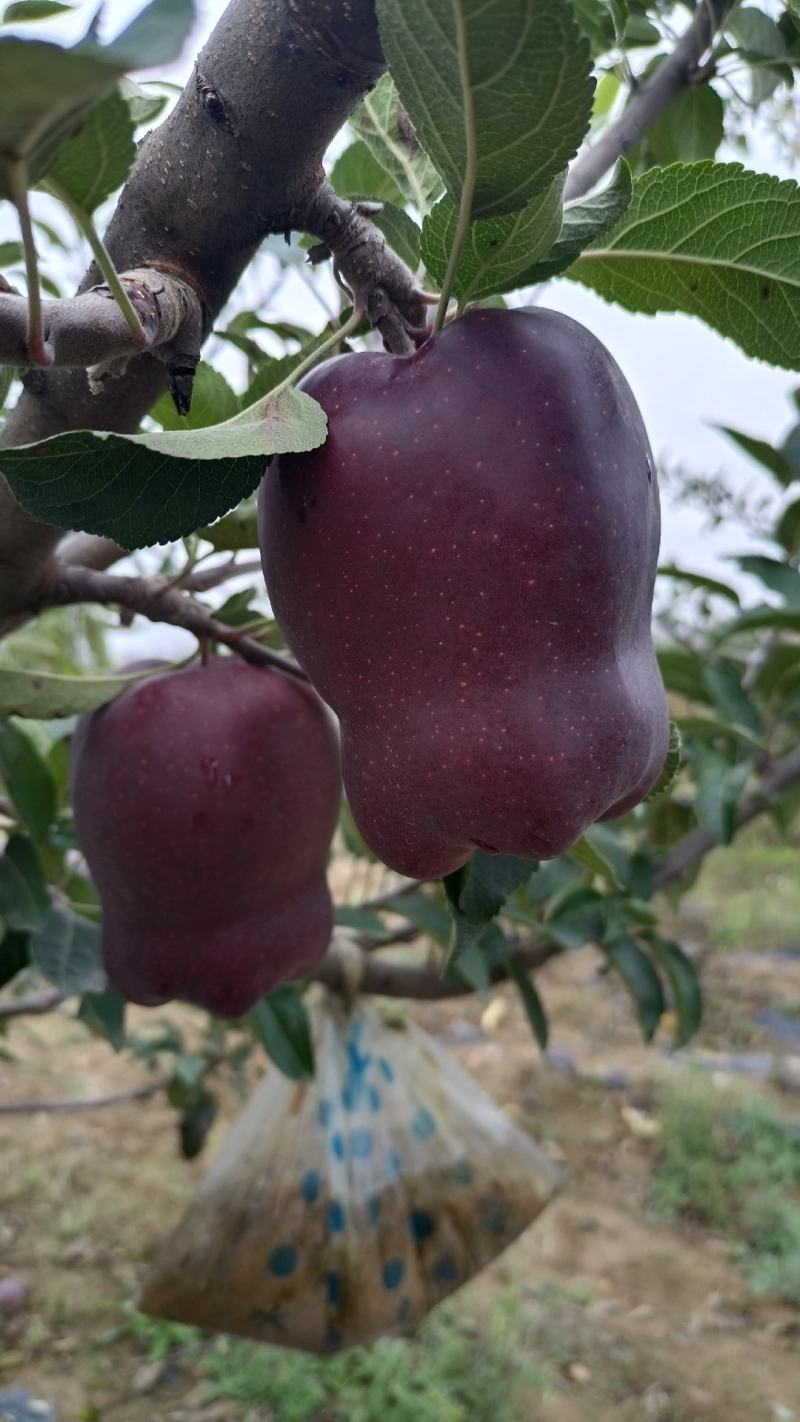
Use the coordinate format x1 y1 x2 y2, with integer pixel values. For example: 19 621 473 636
71 658 341 1016
259 307 669 879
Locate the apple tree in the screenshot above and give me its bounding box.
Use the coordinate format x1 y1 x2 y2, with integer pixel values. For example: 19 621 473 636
1 0 800 1151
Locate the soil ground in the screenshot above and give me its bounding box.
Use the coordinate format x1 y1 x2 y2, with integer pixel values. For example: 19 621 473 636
2 940 799 1422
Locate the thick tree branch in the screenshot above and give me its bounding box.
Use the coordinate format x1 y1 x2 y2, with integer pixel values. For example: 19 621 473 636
0 0 387 616
565 0 732 201
29 562 308 680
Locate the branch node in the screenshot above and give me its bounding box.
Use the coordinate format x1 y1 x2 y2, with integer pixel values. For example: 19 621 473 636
301 180 428 355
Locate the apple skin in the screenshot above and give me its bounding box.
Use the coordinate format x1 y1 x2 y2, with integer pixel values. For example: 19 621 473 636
71 658 342 1017
259 307 669 879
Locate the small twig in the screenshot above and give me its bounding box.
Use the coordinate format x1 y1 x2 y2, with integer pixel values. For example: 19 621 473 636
0 988 63 1019
182 557 263 593
302 182 428 354
30 563 308 681
358 877 436 911
311 936 562 999
0 1080 166 1115
655 746 800 889
565 0 733 200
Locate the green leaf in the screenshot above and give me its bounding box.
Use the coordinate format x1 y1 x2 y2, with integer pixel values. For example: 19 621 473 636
734 554 800 609
703 663 761 734
179 1089 217 1159
647 723 682 801
444 850 535 961
78 984 126 1051
330 139 405 205
0 848 46 930
454 850 534 922
726 7 789 105
82 0 194 70
657 647 713 704
2 385 326 547
30 902 105 995
776 497 800 556
604 935 664 1041
0 659 184 719
678 715 759 750
381 893 451 944
657 564 740 605
515 161 632 287
567 831 622 890
250 986 314 1080
199 498 258 551
646 85 724 164
150 362 240 431
692 743 751 844
371 202 421 272
43 86 135 213
717 605 800 642
118 76 169 128
752 642 800 700
420 175 565 304
4 2 73 21
507 959 549 1049
333 905 388 936
624 13 660 46
454 940 493 991
0 929 30 988
376 0 593 219
0 717 56 838
572 163 800 371
353 74 443 212
646 938 702 1047
715 426 794 485
0 0 193 195
573 0 621 53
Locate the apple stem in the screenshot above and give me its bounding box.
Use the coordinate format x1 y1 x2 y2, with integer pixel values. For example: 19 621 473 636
432 2 478 333
9 161 52 368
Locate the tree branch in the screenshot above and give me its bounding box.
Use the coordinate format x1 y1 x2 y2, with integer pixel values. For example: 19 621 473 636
0 1080 165 1115
311 936 562 998
565 0 732 201
30 562 308 680
654 745 800 890
0 270 202 381
0 987 63 1019
0 0 387 616
302 183 429 353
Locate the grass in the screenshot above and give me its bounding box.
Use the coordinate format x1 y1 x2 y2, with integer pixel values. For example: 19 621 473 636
687 825 800 950
651 1083 800 1303
201 1294 551 1422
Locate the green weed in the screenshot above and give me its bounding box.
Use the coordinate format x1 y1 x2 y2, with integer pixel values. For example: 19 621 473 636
651 1083 800 1302
201 1293 550 1422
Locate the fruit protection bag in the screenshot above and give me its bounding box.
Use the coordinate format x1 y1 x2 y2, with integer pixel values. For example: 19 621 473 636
139 992 563 1353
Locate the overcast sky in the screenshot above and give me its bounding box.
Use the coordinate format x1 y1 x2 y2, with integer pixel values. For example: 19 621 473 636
3 0 798 591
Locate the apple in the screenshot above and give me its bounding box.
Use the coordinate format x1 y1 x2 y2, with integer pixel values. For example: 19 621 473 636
71 657 341 1016
259 307 669 878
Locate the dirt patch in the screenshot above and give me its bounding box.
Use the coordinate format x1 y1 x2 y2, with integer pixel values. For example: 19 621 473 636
1 948 799 1421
